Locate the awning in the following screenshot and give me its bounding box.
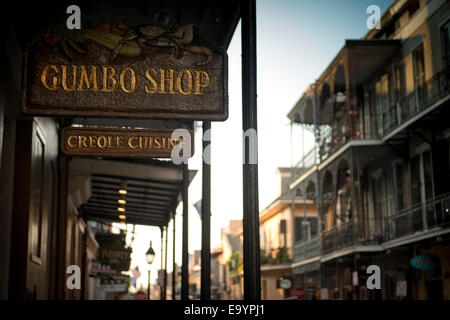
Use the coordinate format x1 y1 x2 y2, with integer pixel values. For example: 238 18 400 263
346 39 401 84
71 157 196 227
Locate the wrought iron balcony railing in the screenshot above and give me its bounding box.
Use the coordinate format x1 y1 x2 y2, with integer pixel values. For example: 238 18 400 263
321 221 354 254
293 236 320 262
386 192 450 241
318 192 450 255
382 66 450 136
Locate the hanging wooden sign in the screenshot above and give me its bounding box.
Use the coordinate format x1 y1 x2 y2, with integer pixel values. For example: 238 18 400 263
61 127 194 158
21 23 228 120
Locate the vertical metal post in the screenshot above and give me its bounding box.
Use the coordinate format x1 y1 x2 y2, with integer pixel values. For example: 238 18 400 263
242 0 261 300
160 227 164 300
172 214 176 300
181 163 189 300
147 270 151 300
201 121 211 300
164 225 168 300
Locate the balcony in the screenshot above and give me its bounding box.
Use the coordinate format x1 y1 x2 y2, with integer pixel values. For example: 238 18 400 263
321 221 354 254
293 236 320 262
260 247 292 266
321 192 450 255
382 66 450 138
385 192 450 241
292 148 317 182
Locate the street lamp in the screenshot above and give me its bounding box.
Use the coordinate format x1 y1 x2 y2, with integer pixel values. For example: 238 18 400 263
146 241 156 300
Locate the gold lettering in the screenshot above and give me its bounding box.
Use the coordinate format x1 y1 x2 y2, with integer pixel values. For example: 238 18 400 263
117 136 125 148
41 65 59 91
97 136 107 148
102 66 118 92
177 69 194 95
67 135 78 148
139 136 145 149
160 69 175 94
78 136 88 148
154 137 162 149
61 65 77 91
145 68 159 93
194 70 211 95
128 137 138 149
78 66 99 91
120 67 136 93
167 138 176 149
148 136 153 148
89 136 97 148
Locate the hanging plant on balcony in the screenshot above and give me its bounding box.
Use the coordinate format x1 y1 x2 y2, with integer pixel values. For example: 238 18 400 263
275 247 291 264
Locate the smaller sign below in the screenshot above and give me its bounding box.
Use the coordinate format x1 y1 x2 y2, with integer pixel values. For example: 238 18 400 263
89 261 114 275
98 275 127 292
396 281 407 297
292 287 305 300
61 127 194 158
279 278 292 290
320 288 329 300
352 271 359 286
410 254 439 270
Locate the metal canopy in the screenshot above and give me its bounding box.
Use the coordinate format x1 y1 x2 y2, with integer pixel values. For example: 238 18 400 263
346 39 401 84
10 0 240 51
71 157 196 227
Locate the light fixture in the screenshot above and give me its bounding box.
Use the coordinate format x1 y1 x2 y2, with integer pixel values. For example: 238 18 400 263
118 207 126 212
118 199 126 205
118 214 126 220
146 241 156 265
118 179 128 195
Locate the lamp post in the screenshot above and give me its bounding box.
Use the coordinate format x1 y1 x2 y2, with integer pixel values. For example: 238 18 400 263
146 241 155 300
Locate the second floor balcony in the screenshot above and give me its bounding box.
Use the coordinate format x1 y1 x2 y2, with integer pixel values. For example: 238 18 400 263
293 236 320 262
320 191 450 255
381 65 450 139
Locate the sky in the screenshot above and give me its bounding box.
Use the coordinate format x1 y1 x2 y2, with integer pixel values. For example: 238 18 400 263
124 0 393 289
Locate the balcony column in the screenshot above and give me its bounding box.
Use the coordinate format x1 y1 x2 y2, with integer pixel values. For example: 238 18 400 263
201 121 211 300
181 163 189 300
241 0 261 300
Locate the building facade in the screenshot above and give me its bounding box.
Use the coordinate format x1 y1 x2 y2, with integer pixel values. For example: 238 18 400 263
288 0 450 300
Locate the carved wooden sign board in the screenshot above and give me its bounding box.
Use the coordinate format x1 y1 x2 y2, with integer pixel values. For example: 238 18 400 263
21 23 228 120
61 127 194 158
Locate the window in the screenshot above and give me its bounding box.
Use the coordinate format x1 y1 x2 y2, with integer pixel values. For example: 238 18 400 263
410 155 421 206
294 217 317 241
395 63 405 99
308 218 318 237
364 91 372 138
375 74 390 136
413 44 425 107
294 217 304 242
441 20 450 68
392 163 406 212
